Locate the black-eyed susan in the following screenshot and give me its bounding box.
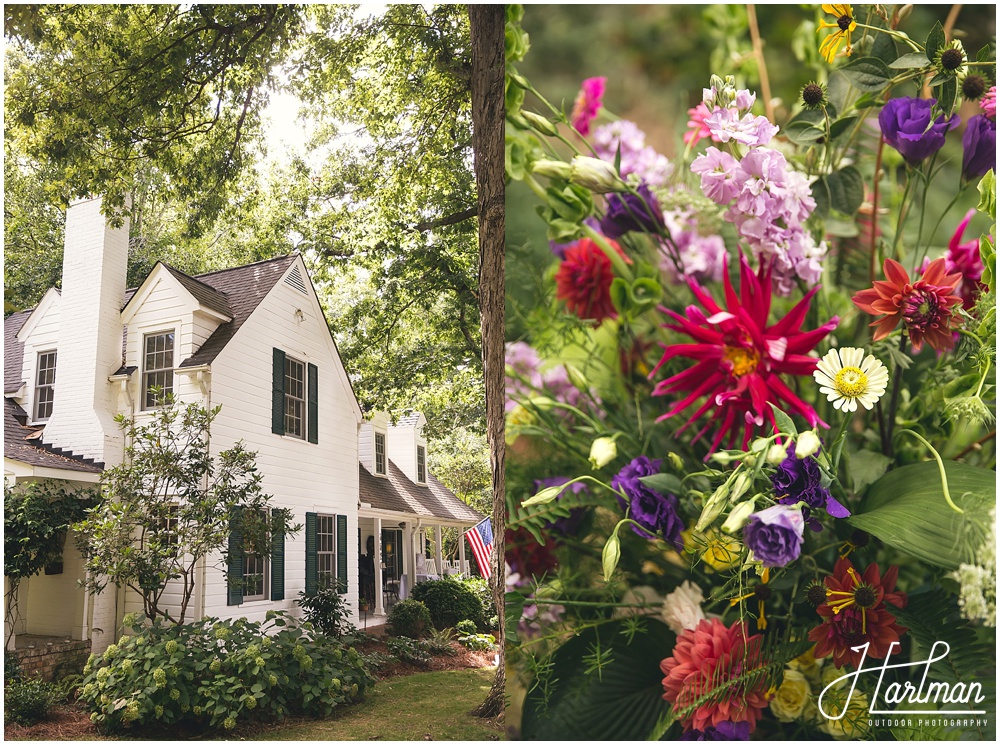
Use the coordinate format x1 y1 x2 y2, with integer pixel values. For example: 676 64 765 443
818 4 857 64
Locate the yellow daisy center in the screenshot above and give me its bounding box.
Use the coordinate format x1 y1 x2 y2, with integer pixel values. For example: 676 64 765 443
833 366 868 398
723 346 759 377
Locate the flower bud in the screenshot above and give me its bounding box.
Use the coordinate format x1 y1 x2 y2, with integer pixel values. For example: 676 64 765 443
728 471 753 503
531 159 573 180
569 156 625 193
522 111 558 136
795 430 822 459
766 443 788 465
589 437 617 469
602 533 621 582
667 452 684 472
696 483 729 531
722 498 758 534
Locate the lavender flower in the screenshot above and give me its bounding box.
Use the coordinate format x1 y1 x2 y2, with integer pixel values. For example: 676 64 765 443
878 97 959 166
600 184 665 238
691 147 741 203
742 504 805 568
771 442 850 525
592 121 674 187
611 456 684 547
962 114 996 181
704 106 779 148
533 476 587 535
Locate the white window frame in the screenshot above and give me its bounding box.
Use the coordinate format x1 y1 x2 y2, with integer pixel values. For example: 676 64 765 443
416 445 426 484
317 514 338 589
141 330 176 410
283 355 306 440
34 349 57 421
242 508 270 602
374 432 387 475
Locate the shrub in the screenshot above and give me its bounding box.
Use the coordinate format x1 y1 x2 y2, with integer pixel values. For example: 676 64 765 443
458 632 498 653
296 584 355 638
410 578 482 630
461 576 497 629
455 619 477 636
76 612 373 733
5 655 22 682
384 636 432 666
426 627 458 656
359 651 397 673
386 599 433 638
5 677 60 725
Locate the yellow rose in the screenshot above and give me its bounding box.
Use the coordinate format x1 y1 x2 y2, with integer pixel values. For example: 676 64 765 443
769 669 811 722
787 645 825 687
819 665 870 740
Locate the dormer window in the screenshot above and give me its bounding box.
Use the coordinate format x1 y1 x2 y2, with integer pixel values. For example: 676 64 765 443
416 444 426 484
374 432 387 475
142 332 175 409
34 350 57 421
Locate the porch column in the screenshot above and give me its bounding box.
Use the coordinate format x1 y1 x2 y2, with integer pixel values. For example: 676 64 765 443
407 522 416 589
459 527 467 575
373 517 384 616
434 525 443 577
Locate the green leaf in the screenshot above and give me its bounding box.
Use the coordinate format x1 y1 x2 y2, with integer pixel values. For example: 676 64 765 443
627 277 661 316
977 44 994 64
839 56 892 93
609 277 630 316
937 77 957 116
768 403 797 438
521 619 676 741
889 52 931 69
812 176 831 219
925 21 945 62
829 116 859 140
783 120 825 145
847 461 994 570
639 473 684 495
870 32 898 66
846 449 892 493
824 166 864 215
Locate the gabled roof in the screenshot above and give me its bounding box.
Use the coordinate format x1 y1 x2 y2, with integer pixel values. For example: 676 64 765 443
4 309 31 395
4 399 103 474
161 264 233 318
359 460 484 524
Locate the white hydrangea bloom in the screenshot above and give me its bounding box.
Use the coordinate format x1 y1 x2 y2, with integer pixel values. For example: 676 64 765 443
951 510 996 627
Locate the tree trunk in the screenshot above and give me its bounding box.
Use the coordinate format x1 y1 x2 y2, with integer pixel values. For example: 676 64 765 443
468 3 505 721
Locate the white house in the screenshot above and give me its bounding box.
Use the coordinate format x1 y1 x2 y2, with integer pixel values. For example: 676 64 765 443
4 197 484 656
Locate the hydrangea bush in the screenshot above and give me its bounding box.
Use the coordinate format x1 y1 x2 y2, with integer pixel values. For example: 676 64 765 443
77 612 373 733
506 4 995 741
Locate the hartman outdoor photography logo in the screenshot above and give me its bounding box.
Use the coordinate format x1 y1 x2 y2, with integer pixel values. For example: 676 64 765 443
819 641 991 732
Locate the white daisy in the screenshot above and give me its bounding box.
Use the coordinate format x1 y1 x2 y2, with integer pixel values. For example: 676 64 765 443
813 347 888 412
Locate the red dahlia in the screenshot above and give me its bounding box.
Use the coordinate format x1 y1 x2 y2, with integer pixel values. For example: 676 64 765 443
852 258 963 353
651 255 838 452
554 237 627 323
808 557 908 669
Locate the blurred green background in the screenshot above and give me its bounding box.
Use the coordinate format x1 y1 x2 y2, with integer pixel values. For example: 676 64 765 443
506 4 996 340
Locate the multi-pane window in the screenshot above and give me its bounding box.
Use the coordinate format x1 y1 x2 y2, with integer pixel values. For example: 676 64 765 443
34 350 57 420
284 356 306 439
143 332 175 409
416 445 426 483
374 432 386 475
243 551 267 600
317 515 337 589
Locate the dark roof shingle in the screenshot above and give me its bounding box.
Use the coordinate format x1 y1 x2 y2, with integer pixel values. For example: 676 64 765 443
162 264 232 319
359 460 484 524
4 310 31 394
4 399 102 474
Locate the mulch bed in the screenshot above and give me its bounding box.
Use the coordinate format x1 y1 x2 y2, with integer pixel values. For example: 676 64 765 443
5 638 499 741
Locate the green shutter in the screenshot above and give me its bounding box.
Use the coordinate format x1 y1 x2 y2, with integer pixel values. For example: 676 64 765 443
307 363 318 444
305 512 318 596
227 508 244 606
272 348 286 435
270 515 285 601
336 514 348 594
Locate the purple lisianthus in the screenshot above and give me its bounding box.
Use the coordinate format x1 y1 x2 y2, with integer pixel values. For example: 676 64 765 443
534 476 587 535
771 442 849 528
878 97 959 166
600 184 665 238
680 721 751 741
742 504 805 568
962 114 996 182
611 456 684 548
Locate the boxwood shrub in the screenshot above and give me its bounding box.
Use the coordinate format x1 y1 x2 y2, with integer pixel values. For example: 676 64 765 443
385 599 433 638
76 612 373 733
409 578 483 630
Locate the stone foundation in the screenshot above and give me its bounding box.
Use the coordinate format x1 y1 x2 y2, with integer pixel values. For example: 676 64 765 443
10 637 91 682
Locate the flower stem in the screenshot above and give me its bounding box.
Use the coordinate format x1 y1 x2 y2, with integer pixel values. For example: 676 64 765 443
884 334 908 455
583 223 634 282
895 429 963 514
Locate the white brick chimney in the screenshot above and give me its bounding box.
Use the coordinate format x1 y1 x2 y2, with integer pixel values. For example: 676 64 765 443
387 412 428 483
41 197 129 466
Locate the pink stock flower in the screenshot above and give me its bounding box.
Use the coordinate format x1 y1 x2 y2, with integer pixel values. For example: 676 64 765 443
982 86 997 119
651 255 838 453
571 77 606 136
683 102 717 147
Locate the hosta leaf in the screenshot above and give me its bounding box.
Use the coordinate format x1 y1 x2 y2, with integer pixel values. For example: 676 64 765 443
847 461 994 570
521 619 675 740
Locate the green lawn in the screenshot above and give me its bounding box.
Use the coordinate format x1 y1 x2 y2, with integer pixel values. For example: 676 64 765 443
254 667 501 741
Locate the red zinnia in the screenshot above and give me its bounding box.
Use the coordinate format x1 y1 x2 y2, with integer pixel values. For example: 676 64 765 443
852 258 963 353
554 237 626 323
650 255 838 453
660 618 770 733
808 557 908 669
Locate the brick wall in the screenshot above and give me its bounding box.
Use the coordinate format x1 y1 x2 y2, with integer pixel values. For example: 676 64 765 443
12 639 91 682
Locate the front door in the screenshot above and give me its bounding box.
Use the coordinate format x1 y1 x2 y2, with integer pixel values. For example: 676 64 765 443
381 528 403 585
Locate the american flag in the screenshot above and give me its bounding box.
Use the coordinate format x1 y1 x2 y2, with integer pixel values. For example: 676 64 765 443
464 517 493 579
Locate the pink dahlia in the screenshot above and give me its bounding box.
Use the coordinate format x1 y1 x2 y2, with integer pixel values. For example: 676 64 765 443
554 237 627 323
571 77 606 136
660 618 770 733
650 255 838 452
683 102 718 147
